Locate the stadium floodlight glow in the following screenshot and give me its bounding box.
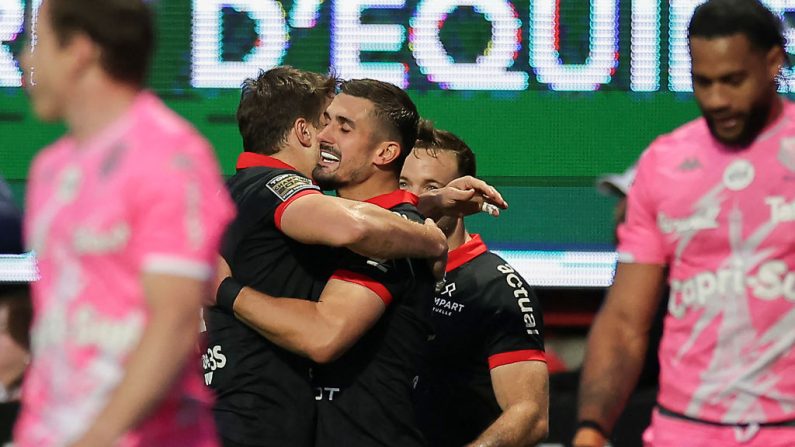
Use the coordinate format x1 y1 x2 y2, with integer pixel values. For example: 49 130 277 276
531 0 620 91
0 253 39 283
2 250 617 288
766 0 795 92
331 0 408 88
0 0 23 87
410 0 526 90
631 0 660 92
492 250 618 288
289 0 323 28
668 0 704 92
191 0 289 88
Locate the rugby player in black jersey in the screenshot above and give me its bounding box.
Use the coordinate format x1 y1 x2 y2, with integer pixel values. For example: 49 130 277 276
400 121 549 447
203 67 450 447
215 79 445 447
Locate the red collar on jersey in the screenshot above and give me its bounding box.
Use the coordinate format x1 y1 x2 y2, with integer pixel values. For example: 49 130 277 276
364 190 419 209
446 234 488 273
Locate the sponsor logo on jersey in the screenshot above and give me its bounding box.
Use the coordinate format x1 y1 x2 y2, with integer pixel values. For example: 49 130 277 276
677 157 703 172
658 207 720 236
266 173 319 202
366 257 389 273
441 282 456 297
433 296 465 316
723 159 755 191
32 304 145 357
496 263 539 335
73 222 130 254
669 260 795 318
766 196 795 224
315 386 341 401
779 137 795 172
201 345 227 385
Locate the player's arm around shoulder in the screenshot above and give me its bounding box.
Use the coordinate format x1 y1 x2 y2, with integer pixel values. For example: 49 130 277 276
279 193 446 260
229 276 387 364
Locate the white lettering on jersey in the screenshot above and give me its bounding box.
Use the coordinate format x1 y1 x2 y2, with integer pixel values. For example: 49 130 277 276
669 260 795 318
433 297 465 316
201 345 228 385
658 206 719 236
496 263 539 335
73 222 130 254
766 196 795 224
34 303 145 357
315 387 340 401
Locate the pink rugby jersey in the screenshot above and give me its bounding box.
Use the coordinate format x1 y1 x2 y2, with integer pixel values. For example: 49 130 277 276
618 100 795 425
16 92 234 446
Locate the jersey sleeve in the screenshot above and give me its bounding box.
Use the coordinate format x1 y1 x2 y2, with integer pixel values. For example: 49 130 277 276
330 254 411 306
483 262 546 370
616 146 667 264
327 205 422 306
128 139 235 280
263 172 322 231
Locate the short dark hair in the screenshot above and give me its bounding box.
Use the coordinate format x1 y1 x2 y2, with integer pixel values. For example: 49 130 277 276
48 0 154 86
414 119 476 178
689 0 787 55
237 66 337 155
339 79 420 172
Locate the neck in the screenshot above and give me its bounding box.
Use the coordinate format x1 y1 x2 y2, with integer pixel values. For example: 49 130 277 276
765 95 785 130
271 147 313 178
446 220 470 252
64 76 139 145
337 171 399 201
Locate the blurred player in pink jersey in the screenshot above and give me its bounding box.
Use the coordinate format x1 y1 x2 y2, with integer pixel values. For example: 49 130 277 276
15 1 234 446
575 1 795 446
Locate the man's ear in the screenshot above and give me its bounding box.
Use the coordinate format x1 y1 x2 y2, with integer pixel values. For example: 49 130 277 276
294 118 312 147
66 32 100 78
373 141 401 168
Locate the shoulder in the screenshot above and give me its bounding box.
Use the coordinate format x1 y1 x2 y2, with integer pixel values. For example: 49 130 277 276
460 252 534 306
643 116 709 161
388 203 424 224
129 94 216 170
30 138 71 180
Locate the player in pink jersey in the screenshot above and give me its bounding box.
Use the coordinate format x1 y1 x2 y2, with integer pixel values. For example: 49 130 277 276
574 1 795 446
15 1 234 446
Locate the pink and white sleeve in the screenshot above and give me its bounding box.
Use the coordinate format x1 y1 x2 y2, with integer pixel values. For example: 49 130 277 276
128 142 234 281
616 147 667 265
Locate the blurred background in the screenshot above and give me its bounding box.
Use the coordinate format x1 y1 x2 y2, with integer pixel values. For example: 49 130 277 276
2 2 794 444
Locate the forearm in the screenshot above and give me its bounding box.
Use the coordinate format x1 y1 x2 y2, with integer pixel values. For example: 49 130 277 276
232 287 335 360
468 401 548 447
349 203 445 259
577 312 649 433
77 309 200 443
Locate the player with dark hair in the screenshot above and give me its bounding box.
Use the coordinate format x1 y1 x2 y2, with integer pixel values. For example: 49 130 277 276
401 120 549 447
216 78 443 447
16 0 234 446
574 1 795 446
204 68 451 447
